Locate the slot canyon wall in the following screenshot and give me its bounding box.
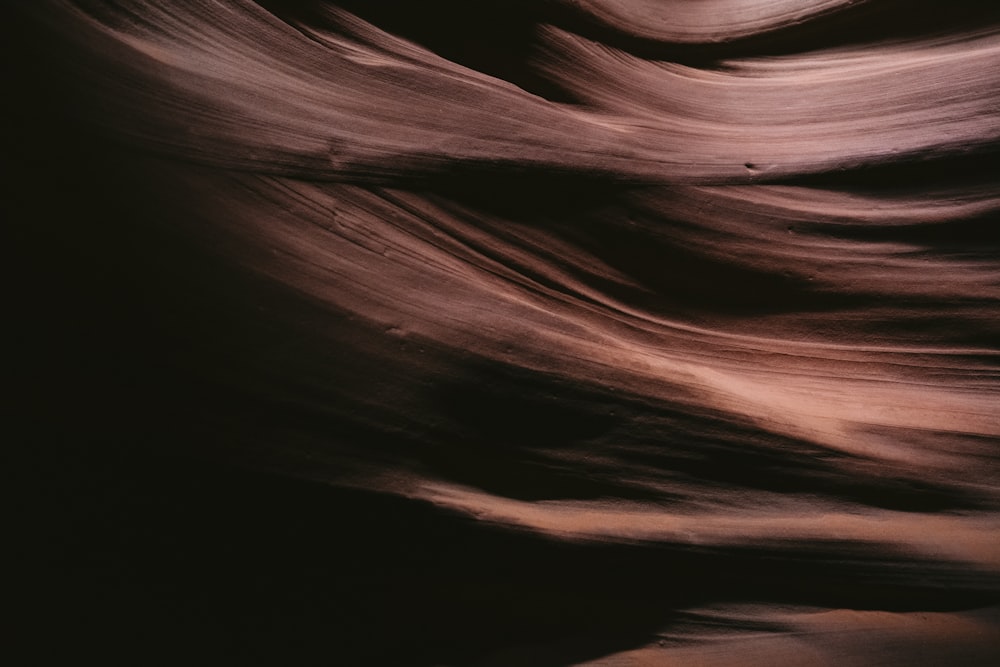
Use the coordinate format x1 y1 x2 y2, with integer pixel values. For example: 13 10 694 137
7 1 1000 664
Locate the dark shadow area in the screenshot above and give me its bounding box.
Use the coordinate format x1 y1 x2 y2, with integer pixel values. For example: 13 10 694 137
17 438 1000 666
764 148 1000 192
427 361 663 503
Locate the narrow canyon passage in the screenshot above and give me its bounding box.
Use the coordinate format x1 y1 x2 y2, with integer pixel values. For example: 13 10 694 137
7 1 1000 664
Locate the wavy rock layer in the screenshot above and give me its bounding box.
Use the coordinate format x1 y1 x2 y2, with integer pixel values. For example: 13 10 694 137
8 1 1000 664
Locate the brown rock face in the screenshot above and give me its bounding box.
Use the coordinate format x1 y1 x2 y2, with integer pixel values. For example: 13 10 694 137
7 1 1000 664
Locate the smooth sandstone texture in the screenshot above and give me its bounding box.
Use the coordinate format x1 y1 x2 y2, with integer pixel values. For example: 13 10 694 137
8 1 1000 665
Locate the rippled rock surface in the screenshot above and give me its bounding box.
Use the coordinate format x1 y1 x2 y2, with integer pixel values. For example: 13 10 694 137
8 1 1000 664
